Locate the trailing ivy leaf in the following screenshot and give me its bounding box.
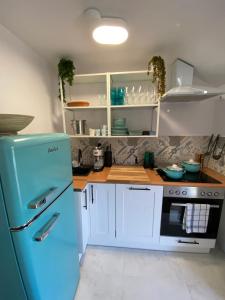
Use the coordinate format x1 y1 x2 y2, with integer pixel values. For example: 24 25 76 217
58 58 76 102
147 56 166 97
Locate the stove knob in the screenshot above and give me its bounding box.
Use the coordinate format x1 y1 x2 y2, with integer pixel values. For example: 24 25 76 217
169 190 174 195
201 191 206 196
207 192 212 196
214 192 219 197
175 190 180 195
182 191 187 196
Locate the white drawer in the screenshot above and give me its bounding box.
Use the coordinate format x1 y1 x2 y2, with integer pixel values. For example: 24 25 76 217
160 236 216 248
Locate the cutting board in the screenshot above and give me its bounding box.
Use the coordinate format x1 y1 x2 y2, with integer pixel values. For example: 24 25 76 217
107 166 150 183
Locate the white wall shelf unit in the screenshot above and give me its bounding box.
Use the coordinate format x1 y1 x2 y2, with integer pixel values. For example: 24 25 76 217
64 106 107 111
60 70 160 138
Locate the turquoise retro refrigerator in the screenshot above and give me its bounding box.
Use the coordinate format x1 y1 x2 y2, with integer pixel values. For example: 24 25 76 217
0 134 80 300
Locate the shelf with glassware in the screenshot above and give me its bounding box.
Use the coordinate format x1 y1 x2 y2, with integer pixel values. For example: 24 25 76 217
60 70 160 138
109 71 160 137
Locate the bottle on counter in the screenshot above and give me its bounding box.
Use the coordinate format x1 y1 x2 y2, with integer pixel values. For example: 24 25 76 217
104 144 112 167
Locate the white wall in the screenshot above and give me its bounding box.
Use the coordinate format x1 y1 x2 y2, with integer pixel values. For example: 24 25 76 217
0 24 54 133
213 85 225 136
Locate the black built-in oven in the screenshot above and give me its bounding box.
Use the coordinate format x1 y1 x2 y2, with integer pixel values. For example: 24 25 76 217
161 186 224 239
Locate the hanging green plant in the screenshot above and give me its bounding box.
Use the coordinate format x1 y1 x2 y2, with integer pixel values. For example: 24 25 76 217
147 56 166 97
58 58 76 102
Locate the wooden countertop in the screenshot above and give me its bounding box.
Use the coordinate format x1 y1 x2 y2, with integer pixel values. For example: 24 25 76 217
73 166 225 191
73 168 110 191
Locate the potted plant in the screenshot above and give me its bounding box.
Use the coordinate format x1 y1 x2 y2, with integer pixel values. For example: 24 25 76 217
58 58 76 102
147 56 166 97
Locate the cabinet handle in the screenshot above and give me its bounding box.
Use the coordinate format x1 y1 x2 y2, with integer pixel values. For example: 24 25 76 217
91 185 94 204
83 189 87 210
128 187 151 191
177 240 199 245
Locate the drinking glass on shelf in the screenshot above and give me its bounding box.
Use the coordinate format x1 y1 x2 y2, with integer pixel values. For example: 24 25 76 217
151 87 158 104
137 85 146 105
101 124 108 136
144 88 151 104
129 86 136 105
111 87 117 105
117 87 125 105
124 86 129 105
98 94 106 106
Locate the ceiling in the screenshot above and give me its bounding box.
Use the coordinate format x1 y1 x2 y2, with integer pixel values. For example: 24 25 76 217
1 0 225 85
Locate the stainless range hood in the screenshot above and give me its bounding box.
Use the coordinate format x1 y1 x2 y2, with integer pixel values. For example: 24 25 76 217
162 59 224 102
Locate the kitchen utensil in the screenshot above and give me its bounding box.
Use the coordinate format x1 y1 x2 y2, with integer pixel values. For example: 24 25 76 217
110 87 125 105
67 100 90 107
72 160 79 168
71 120 86 135
163 166 185 180
117 87 125 105
182 159 201 173
110 87 117 105
0 114 34 135
104 144 112 167
166 164 183 171
143 152 155 169
78 149 83 166
95 129 101 136
212 137 225 160
72 166 92 176
93 143 104 172
129 130 143 136
113 118 126 128
195 153 205 170
89 128 95 136
101 124 108 136
204 134 217 156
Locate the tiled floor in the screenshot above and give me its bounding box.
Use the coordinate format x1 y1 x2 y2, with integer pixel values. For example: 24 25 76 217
75 246 225 300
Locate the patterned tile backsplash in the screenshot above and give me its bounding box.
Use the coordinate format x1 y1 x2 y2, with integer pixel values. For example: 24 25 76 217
71 136 225 176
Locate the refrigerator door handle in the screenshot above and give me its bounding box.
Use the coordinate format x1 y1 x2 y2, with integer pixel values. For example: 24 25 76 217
34 213 60 242
28 187 57 209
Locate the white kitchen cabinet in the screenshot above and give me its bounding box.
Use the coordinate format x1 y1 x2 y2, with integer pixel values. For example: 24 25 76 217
115 184 163 248
75 186 90 260
89 183 116 245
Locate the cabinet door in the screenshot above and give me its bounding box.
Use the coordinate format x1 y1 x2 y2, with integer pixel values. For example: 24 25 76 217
80 187 90 253
116 184 163 247
75 187 90 258
89 184 115 244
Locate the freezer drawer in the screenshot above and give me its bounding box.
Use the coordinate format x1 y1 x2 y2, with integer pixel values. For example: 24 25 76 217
11 184 80 300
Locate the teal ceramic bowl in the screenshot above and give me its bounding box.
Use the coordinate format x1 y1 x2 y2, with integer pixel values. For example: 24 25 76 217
182 161 200 173
163 168 185 179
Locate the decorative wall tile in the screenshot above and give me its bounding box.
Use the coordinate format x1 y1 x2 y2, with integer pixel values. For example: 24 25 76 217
71 136 225 175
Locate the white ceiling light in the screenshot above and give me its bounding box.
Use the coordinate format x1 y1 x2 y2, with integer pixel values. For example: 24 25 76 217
85 8 128 45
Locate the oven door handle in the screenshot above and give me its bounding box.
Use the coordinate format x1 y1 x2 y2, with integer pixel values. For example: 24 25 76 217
171 203 220 208
177 240 199 245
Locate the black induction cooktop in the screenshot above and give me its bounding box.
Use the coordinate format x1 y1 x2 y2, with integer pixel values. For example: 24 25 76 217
157 169 221 184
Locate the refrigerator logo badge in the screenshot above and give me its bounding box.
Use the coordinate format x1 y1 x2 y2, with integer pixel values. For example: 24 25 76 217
48 146 59 153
